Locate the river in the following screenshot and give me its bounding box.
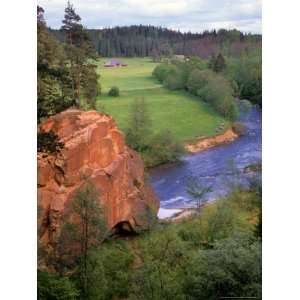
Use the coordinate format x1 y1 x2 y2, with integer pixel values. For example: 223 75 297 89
149 106 262 218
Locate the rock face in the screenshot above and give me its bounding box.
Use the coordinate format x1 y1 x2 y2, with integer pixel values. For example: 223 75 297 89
38 109 159 245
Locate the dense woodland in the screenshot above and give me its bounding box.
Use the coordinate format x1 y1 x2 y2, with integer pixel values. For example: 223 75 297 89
52 25 261 59
38 3 262 300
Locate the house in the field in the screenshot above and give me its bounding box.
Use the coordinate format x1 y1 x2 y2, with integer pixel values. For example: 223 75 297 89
104 59 128 67
173 54 190 62
173 54 185 61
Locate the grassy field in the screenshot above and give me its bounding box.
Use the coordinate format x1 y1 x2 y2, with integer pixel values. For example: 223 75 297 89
95 58 229 142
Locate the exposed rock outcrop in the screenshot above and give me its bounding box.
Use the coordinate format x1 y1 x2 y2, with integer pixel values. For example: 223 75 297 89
37 109 159 245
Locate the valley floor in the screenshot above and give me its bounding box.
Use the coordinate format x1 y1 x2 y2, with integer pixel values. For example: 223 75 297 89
95 57 230 143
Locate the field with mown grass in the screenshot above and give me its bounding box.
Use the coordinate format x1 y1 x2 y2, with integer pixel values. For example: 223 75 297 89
95 57 229 142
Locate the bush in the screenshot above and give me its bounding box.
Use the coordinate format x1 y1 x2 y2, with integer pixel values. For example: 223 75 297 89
142 130 184 167
37 271 79 300
186 69 214 95
37 131 64 153
152 63 178 83
130 229 187 300
226 55 262 105
184 236 262 300
197 75 239 121
163 68 185 90
108 86 120 97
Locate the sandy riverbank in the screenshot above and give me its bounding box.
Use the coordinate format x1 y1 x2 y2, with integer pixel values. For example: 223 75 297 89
185 128 238 153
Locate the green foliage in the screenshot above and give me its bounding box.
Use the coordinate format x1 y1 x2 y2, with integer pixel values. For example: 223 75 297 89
142 130 184 167
152 63 177 83
100 242 134 299
37 271 79 300
186 176 212 210
125 98 152 152
209 53 226 73
108 86 120 97
130 229 187 300
136 203 159 233
37 131 64 153
163 68 185 90
184 236 261 300
82 63 101 109
196 74 239 120
186 69 214 95
37 7 74 122
125 99 184 167
226 54 262 105
61 1 97 106
56 181 107 297
153 58 239 121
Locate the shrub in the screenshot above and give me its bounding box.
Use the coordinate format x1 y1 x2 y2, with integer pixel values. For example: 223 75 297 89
108 86 120 97
186 69 214 95
184 236 262 300
37 271 79 300
226 55 262 105
142 130 184 167
37 131 64 153
152 63 178 83
163 68 185 90
130 229 187 300
197 75 239 121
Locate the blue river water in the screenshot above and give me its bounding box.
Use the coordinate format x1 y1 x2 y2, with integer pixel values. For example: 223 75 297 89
149 107 262 210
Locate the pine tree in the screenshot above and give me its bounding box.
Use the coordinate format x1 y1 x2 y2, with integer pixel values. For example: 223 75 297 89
125 98 152 152
213 53 226 72
61 1 96 107
57 180 107 298
37 6 73 122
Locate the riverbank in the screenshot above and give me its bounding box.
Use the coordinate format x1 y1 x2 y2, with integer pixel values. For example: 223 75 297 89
185 127 238 153
158 208 198 222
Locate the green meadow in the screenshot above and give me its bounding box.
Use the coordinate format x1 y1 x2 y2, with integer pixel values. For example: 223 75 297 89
96 58 229 142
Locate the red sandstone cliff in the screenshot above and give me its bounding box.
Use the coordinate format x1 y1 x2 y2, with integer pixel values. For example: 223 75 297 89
38 109 159 245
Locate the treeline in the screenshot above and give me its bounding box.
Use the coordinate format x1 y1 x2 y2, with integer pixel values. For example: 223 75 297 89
152 49 261 120
153 56 239 120
37 4 100 123
51 25 261 59
38 177 262 300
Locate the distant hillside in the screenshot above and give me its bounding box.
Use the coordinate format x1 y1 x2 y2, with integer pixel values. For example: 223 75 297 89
51 25 261 58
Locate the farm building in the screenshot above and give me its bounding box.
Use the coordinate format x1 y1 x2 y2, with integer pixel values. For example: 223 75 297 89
104 59 128 67
173 54 190 61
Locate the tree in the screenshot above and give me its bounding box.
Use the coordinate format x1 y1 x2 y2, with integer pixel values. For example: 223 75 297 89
184 236 261 300
186 69 214 95
37 271 79 300
214 53 226 72
57 180 107 299
125 98 152 152
143 130 184 167
81 64 100 109
61 1 96 107
130 229 187 300
186 176 212 211
37 6 74 122
208 53 226 73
